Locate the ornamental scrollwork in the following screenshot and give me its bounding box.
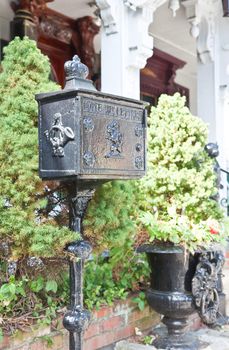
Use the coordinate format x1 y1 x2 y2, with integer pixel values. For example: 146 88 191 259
192 251 225 325
44 113 75 157
135 156 143 169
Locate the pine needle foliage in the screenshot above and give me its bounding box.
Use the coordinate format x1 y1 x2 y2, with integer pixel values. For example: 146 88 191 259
144 93 218 219
0 37 78 260
84 180 139 250
139 93 225 249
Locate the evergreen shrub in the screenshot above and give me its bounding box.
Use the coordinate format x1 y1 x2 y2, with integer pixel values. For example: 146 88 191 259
0 37 78 260
139 93 227 250
0 37 148 335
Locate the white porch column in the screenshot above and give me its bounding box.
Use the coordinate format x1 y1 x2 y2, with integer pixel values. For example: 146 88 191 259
182 0 229 208
182 0 229 167
197 61 218 142
0 0 14 42
96 0 167 99
218 16 229 171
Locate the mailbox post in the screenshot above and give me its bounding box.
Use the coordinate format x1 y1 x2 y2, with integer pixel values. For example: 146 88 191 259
36 55 147 350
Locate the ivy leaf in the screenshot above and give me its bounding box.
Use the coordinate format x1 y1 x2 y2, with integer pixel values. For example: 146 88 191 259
30 277 44 293
45 280 58 293
0 283 16 297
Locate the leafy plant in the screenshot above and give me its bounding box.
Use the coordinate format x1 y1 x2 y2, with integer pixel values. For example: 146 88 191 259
143 335 154 345
138 93 227 250
0 251 149 335
39 335 54 348
132 291 146 311
84 249 149 310
0 274 61 334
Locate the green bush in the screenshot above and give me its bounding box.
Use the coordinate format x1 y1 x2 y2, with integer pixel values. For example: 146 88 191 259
0 37 78 259
84 180 139 249
0 37 148 336
139 93 226 250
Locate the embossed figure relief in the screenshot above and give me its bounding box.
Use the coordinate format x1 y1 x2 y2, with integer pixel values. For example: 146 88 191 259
44 113 75 157
105 120 123 158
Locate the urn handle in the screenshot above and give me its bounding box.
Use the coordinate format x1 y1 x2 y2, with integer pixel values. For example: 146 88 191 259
192 251 225 325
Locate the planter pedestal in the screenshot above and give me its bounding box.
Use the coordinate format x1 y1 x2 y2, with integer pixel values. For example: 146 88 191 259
148 291 198 350
138 245 202 350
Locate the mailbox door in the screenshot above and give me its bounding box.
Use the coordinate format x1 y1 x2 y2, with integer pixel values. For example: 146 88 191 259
79 93 146 179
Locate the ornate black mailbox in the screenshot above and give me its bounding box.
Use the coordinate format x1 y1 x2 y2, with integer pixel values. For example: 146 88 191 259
37 56 146 182
36 55 147 350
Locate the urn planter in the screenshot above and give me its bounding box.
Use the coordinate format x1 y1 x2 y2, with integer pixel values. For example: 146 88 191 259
138 244 201 350
138 244 226 349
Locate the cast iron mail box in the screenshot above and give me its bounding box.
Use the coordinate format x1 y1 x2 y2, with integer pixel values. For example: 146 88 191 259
36 57 147 181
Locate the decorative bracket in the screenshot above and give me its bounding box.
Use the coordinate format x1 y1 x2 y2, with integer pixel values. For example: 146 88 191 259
182 0 221 63
125 0 168 69
96 0 167 66
123 0 151 10
192 250 225 325
95 0 118 35
10 0 54 17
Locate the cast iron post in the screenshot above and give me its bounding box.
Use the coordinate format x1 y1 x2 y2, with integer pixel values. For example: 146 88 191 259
63 184 94 350
36 55 147 350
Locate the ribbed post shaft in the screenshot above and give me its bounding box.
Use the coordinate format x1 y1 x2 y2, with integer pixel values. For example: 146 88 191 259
63 184 94 350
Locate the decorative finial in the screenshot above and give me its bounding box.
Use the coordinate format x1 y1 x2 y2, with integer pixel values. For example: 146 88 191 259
64 55 89 80
63 55 96 91
204 143 219 158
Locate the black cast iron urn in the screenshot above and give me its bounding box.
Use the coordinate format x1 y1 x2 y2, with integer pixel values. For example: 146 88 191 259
36 55 147 350
138 244 226 350
138 245 197 350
